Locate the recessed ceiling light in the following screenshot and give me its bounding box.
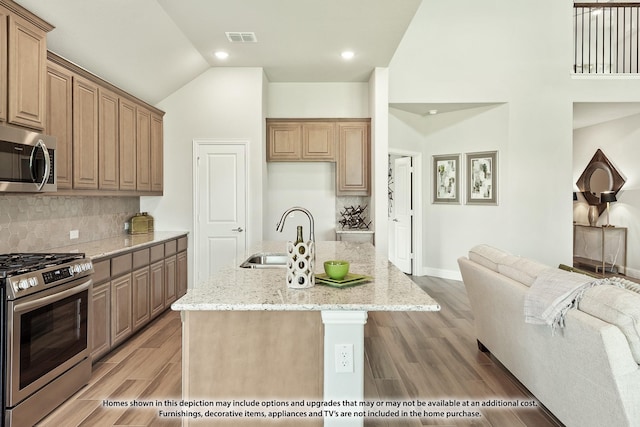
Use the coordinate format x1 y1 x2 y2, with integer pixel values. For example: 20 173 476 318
428 109 438 115
341 51 355 60
214 51 229 60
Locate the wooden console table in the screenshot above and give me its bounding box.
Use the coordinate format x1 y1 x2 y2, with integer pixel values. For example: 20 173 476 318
573 224 627 276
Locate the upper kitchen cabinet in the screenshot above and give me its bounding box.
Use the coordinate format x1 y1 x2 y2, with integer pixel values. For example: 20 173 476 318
72 76 99 190
267 119 335 161
46 52 165 196
303 122 335 160
150 113 163 192
336 120 370 196
45 61 73 189
0 1 53 130
133 108 164 193
0 8 7 123
136 107 151 191
267 121 301 161
98 87 119 190
118 98 137 191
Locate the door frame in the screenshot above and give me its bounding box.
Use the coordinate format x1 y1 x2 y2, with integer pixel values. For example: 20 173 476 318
192 139 249 286
389 149 424 276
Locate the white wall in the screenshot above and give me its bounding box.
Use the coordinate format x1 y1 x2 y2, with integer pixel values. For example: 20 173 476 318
265 82 370 241
389 105 510 276
388 0 576 275
369 68 390 254
142 67 266 288
268 83 369 118
573 113 640 279
263 162 337 241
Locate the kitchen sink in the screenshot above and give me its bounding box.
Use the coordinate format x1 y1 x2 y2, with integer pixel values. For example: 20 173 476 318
239 253 288 268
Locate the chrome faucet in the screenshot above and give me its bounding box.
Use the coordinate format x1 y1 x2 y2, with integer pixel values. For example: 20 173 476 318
276 206 315 243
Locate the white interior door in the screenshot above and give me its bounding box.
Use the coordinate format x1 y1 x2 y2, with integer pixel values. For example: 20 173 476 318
195 143 247 284
392 156 412 273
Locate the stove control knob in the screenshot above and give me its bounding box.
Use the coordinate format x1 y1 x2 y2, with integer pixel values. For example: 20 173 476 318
28 277 38 287
18 279 30 290
74 265 82 274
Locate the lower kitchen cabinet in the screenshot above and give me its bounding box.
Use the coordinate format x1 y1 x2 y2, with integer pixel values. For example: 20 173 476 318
177 250 187 298
164 255 177 307
89 235 188 362
111 273 133 347
132 266 151 331
150 260 165 319
90 281 111 361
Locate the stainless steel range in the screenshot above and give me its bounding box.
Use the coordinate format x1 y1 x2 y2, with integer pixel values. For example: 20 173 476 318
0 253 93 426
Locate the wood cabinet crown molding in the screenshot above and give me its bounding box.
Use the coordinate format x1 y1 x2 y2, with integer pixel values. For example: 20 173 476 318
0 0 54 32
47 51 164 117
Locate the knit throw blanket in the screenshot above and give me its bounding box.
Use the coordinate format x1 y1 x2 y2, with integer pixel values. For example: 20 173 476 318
524 268 611 332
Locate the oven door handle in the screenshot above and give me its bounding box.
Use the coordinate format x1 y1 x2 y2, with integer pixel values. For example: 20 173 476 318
13 279 91 313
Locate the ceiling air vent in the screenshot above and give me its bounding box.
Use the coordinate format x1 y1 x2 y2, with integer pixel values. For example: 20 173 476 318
225 32 258 43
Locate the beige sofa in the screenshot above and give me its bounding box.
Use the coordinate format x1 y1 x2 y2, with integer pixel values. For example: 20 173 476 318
458 245 640 427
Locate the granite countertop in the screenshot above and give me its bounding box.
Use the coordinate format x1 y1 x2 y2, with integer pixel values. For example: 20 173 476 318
49 231 189 260
172 241 440 312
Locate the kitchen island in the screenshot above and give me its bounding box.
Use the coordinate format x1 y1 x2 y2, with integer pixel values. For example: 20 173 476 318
172 241 439 426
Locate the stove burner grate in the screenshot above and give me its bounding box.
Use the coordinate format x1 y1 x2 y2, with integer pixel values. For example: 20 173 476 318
0 253 85 279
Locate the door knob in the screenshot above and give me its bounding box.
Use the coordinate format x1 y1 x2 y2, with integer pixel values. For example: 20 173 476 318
392 219 398 222
232 227 244 232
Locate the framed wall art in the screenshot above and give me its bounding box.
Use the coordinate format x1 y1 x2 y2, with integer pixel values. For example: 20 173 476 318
466 151 498 205
432 154 460 204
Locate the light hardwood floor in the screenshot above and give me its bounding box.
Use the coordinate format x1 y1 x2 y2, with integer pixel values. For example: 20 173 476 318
38 311 183 427
39 276 562 427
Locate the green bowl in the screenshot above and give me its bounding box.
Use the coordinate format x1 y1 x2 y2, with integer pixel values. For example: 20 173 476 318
324 260 350 280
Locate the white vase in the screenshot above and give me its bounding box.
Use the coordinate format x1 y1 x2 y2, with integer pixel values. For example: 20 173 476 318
285 240 315 289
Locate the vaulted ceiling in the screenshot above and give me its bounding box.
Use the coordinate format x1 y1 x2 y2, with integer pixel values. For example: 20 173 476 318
16 0 422 104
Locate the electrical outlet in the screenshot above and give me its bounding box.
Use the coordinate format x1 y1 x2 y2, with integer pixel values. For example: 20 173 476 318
69 230 79 240
335 344 354 373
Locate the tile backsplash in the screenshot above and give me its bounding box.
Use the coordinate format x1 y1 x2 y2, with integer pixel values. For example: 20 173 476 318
0 195 139 253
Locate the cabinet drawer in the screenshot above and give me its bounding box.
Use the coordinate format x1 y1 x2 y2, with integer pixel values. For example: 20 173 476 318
92 259 111 284
111 253 132 277
177 236 187 252
165 239 177 256
150 243 164 262
132 248 150 269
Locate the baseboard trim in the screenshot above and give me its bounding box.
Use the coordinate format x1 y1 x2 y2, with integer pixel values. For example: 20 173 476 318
625 266 640 281
420 266 462 281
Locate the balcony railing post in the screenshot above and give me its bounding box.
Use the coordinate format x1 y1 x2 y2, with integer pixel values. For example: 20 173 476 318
574 2 640 74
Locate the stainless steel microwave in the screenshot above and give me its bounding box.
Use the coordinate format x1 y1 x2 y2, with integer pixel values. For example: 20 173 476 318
0 126 56 192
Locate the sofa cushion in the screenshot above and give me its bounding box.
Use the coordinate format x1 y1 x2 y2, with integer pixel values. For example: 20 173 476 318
579 285 640 364
498 257 550 287
468 244 515 272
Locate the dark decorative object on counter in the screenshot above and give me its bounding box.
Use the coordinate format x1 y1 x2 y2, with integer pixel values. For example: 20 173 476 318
339 205 372 230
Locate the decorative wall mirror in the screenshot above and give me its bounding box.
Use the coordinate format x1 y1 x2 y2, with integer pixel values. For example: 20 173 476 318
576 149 625 213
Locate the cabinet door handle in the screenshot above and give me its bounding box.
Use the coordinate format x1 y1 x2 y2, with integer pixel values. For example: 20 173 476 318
232 227 244 232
